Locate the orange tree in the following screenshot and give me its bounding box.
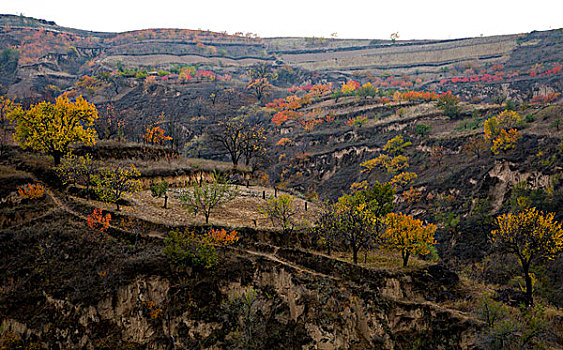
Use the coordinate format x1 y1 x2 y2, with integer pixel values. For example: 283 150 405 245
143 125 172 145
247 78 273 102
8 93 98 165
490 207 563 305
383 212 437 267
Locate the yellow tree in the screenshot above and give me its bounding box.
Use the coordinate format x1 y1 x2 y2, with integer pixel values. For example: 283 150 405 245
0 95 18 156
0 95 17 124
8 93 98 165
361 136 417 188
483 110 522 154
490 208 563 305
384 212 437 267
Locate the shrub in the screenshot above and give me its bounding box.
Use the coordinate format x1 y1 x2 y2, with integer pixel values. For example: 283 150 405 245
17 183 45 200
135 71 148 79
436 91 460 118
163 229 218 269
86 208 111 232
415 123 431 136
150 180 169 208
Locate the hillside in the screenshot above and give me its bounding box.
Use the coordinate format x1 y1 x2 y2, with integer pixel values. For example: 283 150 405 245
1 14 563 349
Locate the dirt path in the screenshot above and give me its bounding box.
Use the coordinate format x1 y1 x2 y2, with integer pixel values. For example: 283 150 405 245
235 247 337 281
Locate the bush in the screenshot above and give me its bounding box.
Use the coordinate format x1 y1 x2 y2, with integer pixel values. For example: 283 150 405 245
17 183 45 200
135 71 148 79
437 91 460 118
163 230 218 269
415 123 431 136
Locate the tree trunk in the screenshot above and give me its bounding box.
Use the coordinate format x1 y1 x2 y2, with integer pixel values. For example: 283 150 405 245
352 246 358 264
402 251 410 267
116 201 120 211
52 151 62 166
164 195 168 209
205 213 210 224
523 265 533 306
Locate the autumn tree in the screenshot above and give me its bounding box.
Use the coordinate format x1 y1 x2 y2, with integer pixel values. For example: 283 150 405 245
484 110 522 154
87 208 111 232
93 163 142 211
211 117 266 167
180 173 238 224
150 180 169 208
247 78 273 102
8 93 98 165
0 95 18 157
490 208 563 305
436 91 460 118
361 136 417 188
0 95 17 125
141 113 170 144
384 212 437 267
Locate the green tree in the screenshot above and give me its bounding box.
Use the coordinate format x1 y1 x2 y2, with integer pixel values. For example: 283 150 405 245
8 93 99 165
57 154 100 200
334 182 396 264
93 163 142 211
259 194 298 244
150 180 169 208
490 207 563 305
180 173 238 224
313 203 340 255
436 91 460 118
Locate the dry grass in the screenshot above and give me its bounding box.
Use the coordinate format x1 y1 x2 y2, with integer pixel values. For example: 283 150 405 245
327 248 434 272
0 165 30 179
72 184 321 230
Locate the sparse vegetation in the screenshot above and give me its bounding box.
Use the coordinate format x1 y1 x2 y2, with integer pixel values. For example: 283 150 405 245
180 172 238 224
1 14 563 350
